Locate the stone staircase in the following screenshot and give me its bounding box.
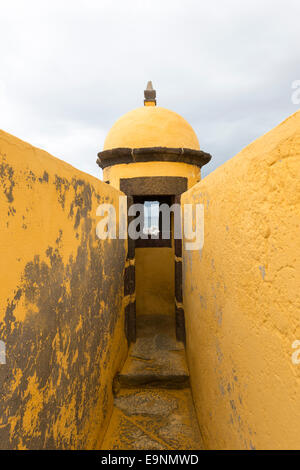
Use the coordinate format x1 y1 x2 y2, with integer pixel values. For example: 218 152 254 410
101 315 204 450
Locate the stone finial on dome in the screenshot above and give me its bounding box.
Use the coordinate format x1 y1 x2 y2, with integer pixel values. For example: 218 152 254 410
144 81 156 106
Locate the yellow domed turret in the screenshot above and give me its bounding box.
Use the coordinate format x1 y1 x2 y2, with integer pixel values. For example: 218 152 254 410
97 82 212 348
97 82 211 190
103 106 200 151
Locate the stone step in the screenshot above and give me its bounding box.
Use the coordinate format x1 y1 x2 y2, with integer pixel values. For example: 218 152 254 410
115 368 189 390
100 315 201 450
101 388 204 450
114 314 190 390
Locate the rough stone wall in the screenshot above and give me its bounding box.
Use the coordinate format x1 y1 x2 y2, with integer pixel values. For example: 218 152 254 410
0 130 127 449
181 110 300 449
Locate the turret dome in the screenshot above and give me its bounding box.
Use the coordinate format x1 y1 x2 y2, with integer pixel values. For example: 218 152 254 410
103 106 200 151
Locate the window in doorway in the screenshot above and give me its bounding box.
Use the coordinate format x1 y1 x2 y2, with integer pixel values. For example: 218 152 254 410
133 196 173 248
143 201 160 237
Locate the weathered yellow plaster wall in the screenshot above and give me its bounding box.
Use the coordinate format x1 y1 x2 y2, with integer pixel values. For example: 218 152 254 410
103 161 201 191
182 110 300 450
136 247 174 317
0 130 128 449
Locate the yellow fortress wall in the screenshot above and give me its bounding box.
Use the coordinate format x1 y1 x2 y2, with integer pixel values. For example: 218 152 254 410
0 130 128 449
135 247 175 317
182 110 300 450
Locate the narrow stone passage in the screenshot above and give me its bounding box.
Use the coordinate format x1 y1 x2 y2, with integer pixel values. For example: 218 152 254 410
101 315 204 450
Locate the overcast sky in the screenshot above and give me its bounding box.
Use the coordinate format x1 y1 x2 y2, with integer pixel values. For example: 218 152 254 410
0 0 299 179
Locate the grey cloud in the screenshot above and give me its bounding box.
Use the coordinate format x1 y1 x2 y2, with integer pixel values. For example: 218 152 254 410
0 0 299 179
